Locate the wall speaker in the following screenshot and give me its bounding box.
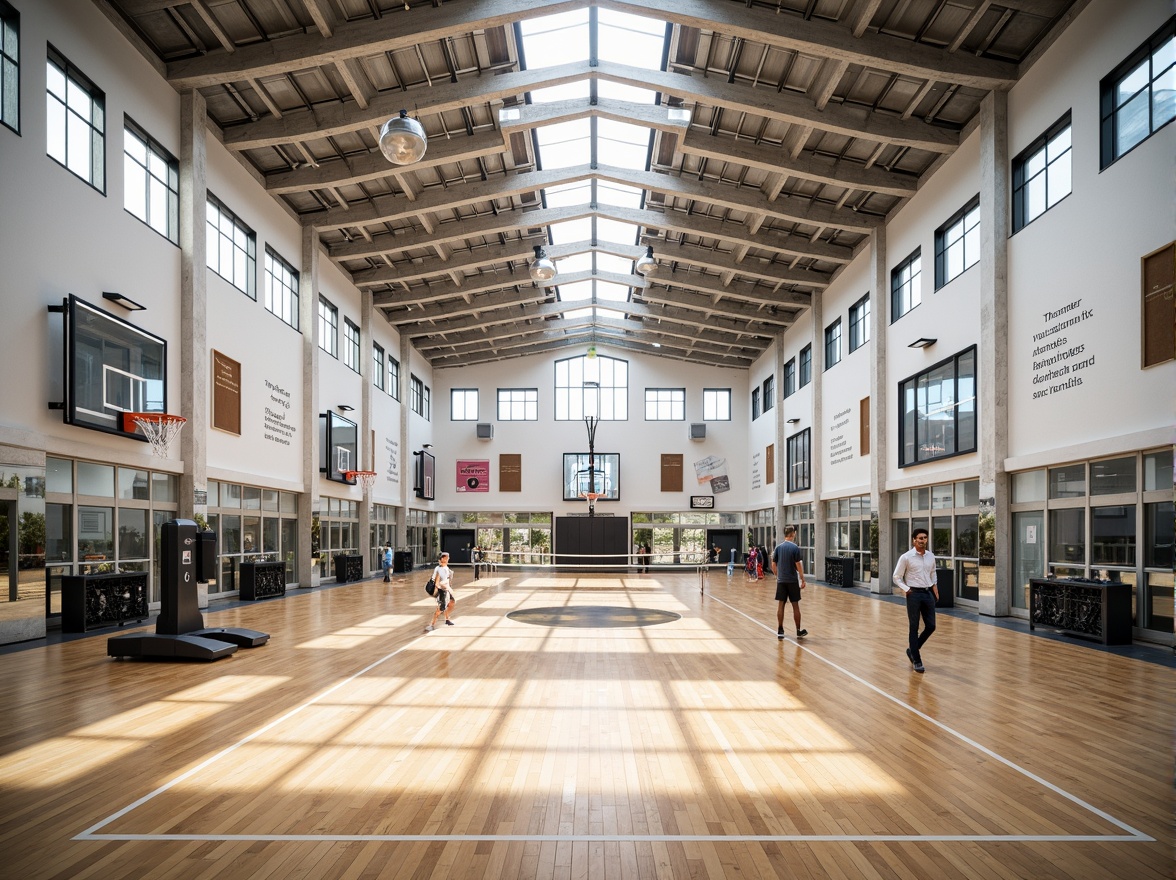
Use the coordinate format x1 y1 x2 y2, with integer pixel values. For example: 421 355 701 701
476 423 494 440
689 423 706 440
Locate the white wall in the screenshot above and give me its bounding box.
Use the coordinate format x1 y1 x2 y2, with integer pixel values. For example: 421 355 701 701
431 349 748 514
1005 0 1176 466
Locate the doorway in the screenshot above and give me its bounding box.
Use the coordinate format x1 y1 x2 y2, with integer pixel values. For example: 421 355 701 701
441 529 477 567
707 529 742 566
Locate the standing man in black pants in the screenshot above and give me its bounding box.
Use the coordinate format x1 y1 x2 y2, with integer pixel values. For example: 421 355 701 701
893 527 938 673
770 525 807 641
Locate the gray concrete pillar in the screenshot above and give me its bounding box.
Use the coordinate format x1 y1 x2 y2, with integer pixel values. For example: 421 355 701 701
869 228 892 593
811 292 827 577
178 90 207 520
299 225 321 587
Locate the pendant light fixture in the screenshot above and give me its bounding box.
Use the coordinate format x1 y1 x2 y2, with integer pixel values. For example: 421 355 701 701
635 245 657 277
378 110 428 165
529 245 556 282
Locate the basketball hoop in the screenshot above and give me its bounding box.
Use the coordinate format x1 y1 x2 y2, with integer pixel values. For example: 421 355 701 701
123 412 186 458
344 470 378 492
580 491 602 516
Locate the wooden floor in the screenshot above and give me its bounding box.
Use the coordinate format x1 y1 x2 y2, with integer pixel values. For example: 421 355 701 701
0 569 1171 880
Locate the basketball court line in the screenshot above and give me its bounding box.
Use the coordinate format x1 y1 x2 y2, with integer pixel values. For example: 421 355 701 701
75 578 1153 845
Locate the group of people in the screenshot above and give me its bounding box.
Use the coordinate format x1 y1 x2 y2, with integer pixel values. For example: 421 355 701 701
764 525 938 673
392 527 940 672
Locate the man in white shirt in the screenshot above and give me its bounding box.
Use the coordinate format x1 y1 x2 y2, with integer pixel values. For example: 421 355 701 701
892 528 938 673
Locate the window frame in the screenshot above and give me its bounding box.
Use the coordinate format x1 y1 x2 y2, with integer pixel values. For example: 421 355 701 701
498 388 538 421
799 345 812 388
891 249 922 322
123 116 179 244
1012 112 1073 233
824 318 842 370
451 388 479 421
762 375 774 413
388 355 400 400
343 317 360 373
46 44 105 192
703 388 731 421
317 296 338 358
554 354 628 421
645 388 686 421
1100 18 1176 169
410 374 430 419
264 246 299 330
1 2 19 135
898 345 978 468
787 428 812 493
372 343 385 391
206 193 256 299
783 358 796 398
935 195 981 289
751 387 761 421
849 294 870 353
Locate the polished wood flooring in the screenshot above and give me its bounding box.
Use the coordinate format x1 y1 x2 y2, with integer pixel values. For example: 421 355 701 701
0 569 1171 879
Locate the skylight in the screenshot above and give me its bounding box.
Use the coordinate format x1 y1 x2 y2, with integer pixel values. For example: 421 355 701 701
518 9 670 345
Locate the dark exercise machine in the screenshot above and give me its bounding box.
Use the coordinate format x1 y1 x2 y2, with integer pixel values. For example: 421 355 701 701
108 519 270 661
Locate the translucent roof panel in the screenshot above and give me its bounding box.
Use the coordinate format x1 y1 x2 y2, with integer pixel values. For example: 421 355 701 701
519 11 589 69
531 80 591 103
544 181 592 209
595 282 631 303
598 11 666 69
535 119 591 170
597 217 640 245
558 280 594 303
598 81 658 103
597 119 650 168
549 218 593 245
559 252 594 273
596 253 633 275
596 307 628 320
598 181 644 209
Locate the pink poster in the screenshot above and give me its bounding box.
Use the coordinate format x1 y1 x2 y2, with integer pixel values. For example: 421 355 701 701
456 459 490 492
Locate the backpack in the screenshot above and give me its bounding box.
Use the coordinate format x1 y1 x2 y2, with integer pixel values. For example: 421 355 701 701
424 576 436 596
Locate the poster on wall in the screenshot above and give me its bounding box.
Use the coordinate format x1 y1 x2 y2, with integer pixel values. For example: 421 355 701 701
694 455 730 494
457 459 490 492
211 350 241 434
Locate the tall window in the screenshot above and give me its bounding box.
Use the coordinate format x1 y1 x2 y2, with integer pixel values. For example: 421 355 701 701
555 355 627 420
899 346 978 467
207 194 256 298
343 318 360 372
373 343 385 391
824 318 842 370
264 247 299 330
935 196 980 289
645 388 685 421
787 429 811 493
1101 19 1176 168
799 345 812 388
783 358 796 398
891 249 921 321
1 2 19 134
1013 113 1072 232
751 387 761 421
123 118 178 243
498 388 538 420
410 374 430 419
703 388 731 420
849 294 870 352
763 375 775 413
46 46 104 190
317 296 337 357
451 389 478 421
388 355 400 400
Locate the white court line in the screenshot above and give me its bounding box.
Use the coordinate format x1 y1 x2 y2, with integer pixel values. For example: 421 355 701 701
76 582 1154 845
706 589 1153 843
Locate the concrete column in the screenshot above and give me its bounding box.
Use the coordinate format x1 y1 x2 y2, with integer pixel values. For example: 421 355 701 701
811 293 827 577
774 329 786 544
869 228 892 593
396 333 412 551
178 90 207 520
299 225 321 587
979 89 1011 617
359 289 373 570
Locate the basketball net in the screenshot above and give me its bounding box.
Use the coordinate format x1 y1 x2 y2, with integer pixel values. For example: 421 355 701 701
123 412 186 458
345 470 378 492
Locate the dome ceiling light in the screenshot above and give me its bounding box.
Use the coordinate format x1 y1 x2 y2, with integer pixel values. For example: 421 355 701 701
379 110 428 165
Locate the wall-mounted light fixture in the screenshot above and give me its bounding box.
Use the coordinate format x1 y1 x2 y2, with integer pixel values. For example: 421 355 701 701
786 417 801 424
908 337 938 349
337 404 355 412
102 291 146 311
422 443 433 449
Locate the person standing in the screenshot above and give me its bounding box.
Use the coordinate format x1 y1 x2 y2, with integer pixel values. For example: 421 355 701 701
639 543 651 574
426 551 455 631
382 545 393 582
892 527 938 673
770 525 807 640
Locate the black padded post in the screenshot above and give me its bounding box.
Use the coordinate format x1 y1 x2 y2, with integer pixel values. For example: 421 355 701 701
157 519 205 635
